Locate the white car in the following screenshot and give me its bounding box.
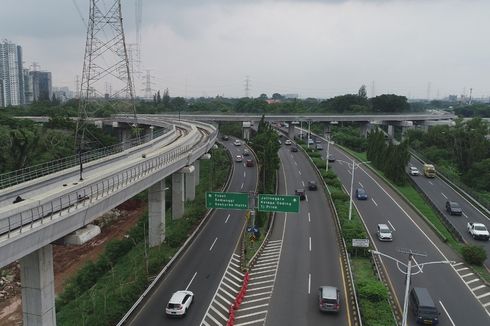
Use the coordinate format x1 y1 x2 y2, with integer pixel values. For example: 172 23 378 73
376 224 393 241
165 290 194 317
235 155 243 162
233 139 241 146
308 138 315 145
409 166 420 176
285 139 292 145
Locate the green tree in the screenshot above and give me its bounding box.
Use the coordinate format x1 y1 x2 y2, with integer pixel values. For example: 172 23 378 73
370 94 409 112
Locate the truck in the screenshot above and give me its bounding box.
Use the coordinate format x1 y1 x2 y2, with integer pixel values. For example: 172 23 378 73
423 164 436 178
467 222 490 241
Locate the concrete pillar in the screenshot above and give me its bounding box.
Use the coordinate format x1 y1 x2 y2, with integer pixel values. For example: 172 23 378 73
172 172 185 219
324 122 331 139
148 126 154 141
194 160 200 186
148 179 166 247
387 124 395 140
242 121 251 140
120 127 132 150
184 166 196 201
360 122 372 138
20 245 56 326
287 123 295 139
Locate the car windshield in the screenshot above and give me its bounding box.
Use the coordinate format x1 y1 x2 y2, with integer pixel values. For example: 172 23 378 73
450 202 460 208
474 225 487 231
380 226 390 233
419 307 438 317
358 189 365 195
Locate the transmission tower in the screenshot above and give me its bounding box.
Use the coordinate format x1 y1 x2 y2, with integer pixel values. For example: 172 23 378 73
142 69 156 100
76 0 138 180
245 76 251 98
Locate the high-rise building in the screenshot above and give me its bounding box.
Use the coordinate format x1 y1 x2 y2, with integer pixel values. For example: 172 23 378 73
0 79 5 107
30 70 52 102
0 40 24 107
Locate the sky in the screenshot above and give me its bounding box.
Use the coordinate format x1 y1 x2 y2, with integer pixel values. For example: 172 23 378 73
1 0 490 99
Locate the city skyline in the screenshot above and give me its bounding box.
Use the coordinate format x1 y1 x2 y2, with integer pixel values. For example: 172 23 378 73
1 0 490 100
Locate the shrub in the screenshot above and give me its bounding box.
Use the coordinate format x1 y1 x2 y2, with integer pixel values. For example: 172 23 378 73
358 279 388 302
462 245 487 265
331 190 349 202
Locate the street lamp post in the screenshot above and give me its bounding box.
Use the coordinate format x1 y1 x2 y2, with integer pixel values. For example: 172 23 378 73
307 120 312 149
370 249 454 326
343 158 370 220
325 139 332 173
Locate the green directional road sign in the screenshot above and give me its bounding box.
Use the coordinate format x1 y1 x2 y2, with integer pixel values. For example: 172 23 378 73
206 192 249 210
258 194 300 213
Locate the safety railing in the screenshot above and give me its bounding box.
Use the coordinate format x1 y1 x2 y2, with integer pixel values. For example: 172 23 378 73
0 128 167 190
0 127 217 240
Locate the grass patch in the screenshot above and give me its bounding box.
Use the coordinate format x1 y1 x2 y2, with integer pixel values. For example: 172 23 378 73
352 258 396 326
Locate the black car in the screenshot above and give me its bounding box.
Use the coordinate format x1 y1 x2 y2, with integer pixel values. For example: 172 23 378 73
327 154 335 162
445 201 462 216
221 135 229 141
315 144 323 150
295 189 306 200
291 146 298 152
308 181 318 191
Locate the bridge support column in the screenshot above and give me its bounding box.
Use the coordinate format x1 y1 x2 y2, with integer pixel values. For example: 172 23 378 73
194 160 200 186
120 127 132 150
287 123 295 139
172 172 185 219
20 245 56 326
360 122 372 138
323 122 331 139
148 179 166 247
242 121 252 141
147 126 154 141
183 165 196 201
387 124 395 140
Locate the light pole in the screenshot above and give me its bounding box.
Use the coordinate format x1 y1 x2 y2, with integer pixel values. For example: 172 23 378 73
307 120 312 149
300 121 303 140
342 158 370 220
370 249 454 326
325 139 332 173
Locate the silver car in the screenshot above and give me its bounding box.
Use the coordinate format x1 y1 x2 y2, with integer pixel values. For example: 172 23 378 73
377 224 393 241
319 286 340 312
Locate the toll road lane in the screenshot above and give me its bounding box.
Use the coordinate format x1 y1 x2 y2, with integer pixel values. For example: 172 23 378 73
266 145 348 326
127 138 258 326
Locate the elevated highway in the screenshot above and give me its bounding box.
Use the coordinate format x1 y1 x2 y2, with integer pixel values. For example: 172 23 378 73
0 116 217 325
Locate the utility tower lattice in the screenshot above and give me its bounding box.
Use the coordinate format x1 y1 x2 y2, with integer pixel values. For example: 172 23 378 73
245 76 251 98
78 0 136 111
142 70 155 100
76 0 138 177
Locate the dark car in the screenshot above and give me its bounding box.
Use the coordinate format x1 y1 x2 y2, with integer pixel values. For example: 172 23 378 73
327 154 335 162
355 188 368 200
221 135 229 141
445 201 462 216
315 144 323 150
243 149 250 156
246 159 254 167
308 181 318 191
409 287 440 325
291 146 298 152
295 189 306 200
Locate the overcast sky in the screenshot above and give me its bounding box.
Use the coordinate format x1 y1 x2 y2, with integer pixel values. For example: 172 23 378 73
2 0 489 99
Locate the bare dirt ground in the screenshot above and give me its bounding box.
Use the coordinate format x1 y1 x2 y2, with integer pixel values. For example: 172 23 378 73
0 200 145 326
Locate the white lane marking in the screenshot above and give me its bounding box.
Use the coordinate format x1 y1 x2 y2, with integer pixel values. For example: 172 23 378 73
294 161 298 166
439 300 456 326
428 181 434 185
359 182 364 188
387 220 396 231
209 237 218 251
298 170 302 175
347 170 352 175
372 198 378 207
308 212 311 222
225 214 230 223
241 182 244 189
477 292 490 299
308 273 311 294
244 171 246 178
441 192 448 199
309 237 312 252
186 272 197 291
302 181 305 187
305 194 308 202
412 256 424 274
462 212 468 219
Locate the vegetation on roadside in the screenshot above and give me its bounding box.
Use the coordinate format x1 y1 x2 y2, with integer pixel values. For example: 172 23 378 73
462 245 487 266
55 145 230 325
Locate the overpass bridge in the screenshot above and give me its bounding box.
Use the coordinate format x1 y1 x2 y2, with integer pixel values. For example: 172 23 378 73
147 112 456 139
0 116 217 325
